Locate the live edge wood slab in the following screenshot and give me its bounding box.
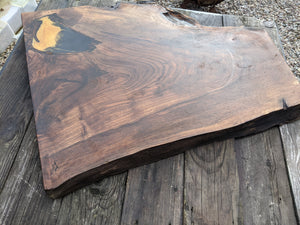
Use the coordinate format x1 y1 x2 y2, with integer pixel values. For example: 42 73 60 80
22 3 300 198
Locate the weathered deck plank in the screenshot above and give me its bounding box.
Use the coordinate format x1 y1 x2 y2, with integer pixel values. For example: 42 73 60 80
121 155 184 225
182 127 297 224
171 12 240 225
0 119 61 225
55 173 127 225
280 121 300 220
183 140 239 225
0 37 33 192
235 128 297 224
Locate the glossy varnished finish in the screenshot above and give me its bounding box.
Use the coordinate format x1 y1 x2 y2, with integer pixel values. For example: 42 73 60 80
22 4 300 198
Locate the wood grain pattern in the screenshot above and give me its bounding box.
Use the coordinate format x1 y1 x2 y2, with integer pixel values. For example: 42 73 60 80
222 14 284 56
280 121 300 221
223 14 298 225
182 129 297 225
0 2 128 225
21 3 300 198
55 173 127 225
0 37 33 192
121 155 184 225
0 119 58 225
0 1 298 223
183 140 239 225
0 119 127 225
235 128 297 225
120 12 221 225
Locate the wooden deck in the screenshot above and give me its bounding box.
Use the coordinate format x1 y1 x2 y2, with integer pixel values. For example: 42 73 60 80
0 0 299 224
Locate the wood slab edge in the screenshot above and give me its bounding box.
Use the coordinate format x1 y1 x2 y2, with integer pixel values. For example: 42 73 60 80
46 104 300 198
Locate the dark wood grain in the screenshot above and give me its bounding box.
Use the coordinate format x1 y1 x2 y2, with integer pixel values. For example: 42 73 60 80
121 155 184 225
120 11 220 225
22 3 300 197
0 2 298 224
0 1 128 225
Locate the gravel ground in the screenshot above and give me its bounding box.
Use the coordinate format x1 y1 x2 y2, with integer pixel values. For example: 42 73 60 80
0 41 15 71
0 0 299 77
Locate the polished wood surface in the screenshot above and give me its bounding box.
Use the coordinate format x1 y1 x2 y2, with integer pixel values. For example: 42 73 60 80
22 3 300 198
0 1 298 223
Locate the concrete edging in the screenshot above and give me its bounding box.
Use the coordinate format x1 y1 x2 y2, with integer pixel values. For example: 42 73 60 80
0 0 37 53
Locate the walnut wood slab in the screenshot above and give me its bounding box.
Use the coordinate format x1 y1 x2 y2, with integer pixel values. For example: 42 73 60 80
22 4 300 198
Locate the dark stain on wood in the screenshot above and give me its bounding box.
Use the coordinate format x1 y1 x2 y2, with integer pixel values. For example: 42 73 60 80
31 13 100 53
163 9 197 26
21 4 300 198
282 98 288 110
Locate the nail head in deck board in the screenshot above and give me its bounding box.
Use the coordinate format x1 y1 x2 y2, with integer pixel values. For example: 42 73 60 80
22 3 300 197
